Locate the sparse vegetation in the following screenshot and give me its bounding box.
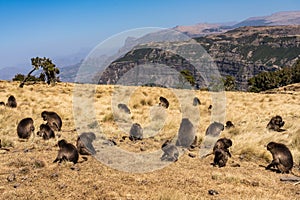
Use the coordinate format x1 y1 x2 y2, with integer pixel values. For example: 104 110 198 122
248 59 300 92
0 81 299 199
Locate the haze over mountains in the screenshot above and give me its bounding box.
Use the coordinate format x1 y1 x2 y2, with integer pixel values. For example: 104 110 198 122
1 11 300 82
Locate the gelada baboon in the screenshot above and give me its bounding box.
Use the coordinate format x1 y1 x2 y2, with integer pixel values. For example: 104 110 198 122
76 132 96 155
176 118 195 148
17 118 35 139
266 115 285 131
205 122 224 137
193 97 201 106
37 124 55 140
225 121 234 129
159 96 169 109
161 140 179 162
6 95 17 108
265 142 293 173
117 103 131 114
212 138 232 167
53 139 79 164
129 123 143 141
41 111 62 131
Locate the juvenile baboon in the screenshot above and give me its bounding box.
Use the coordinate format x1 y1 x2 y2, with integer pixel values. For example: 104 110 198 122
117 103 131 114
265 142 293 173
266 115 285 131
37 124 55 140
225 121 234 129
205 122 224 137
17 118 35 139
0 102 5 106
53 139 79 164
129 123 143 141
193 97 201 106
6 95 17 108
159 96 169 108
161 140 179 162
41 111 62 131
76 132 96 155
176 118 195 148
212 138 232 167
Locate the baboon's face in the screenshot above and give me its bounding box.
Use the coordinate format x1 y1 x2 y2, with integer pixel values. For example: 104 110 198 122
58 139 67 148
267 142 275 151
224 139 232 147
41 112 47 120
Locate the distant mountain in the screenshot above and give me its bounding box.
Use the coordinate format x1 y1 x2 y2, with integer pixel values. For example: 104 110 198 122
232 11 300 28
173 11 300 37
97 25 300 91
173 22 234 37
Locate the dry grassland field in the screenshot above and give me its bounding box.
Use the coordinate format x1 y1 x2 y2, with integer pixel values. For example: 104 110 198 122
0 80 299 200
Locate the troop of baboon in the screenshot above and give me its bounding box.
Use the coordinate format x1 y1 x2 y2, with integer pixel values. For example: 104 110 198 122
3 94 296 175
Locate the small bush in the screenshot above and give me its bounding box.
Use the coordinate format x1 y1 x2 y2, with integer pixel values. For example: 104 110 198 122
102 113 114 122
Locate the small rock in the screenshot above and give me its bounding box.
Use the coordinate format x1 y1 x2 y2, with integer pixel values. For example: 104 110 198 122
140 147 146 151
252 181 259 187
188 153 196 158
13 183 20 188
208 189 219 195
7 173 16 182
70 165 80 171
231 163 241 167
50 173 59 180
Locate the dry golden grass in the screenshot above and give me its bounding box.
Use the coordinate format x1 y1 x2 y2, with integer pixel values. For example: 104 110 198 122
0 80 299 199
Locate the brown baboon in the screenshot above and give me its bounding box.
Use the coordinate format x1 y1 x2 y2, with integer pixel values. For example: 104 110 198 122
161 140 179 162
17 118 35 139
117 103 131 114
176 118 195 148
265 142 293 173
225 121 234 129
205 122 224 137
129 123 143 141
53 139 79 164
159 96 169 108
37 124 55 140
6 95 17 108
212 138 232 167
41 111 62 131
193 97 201 106
76 132 96 155
266 115 285 131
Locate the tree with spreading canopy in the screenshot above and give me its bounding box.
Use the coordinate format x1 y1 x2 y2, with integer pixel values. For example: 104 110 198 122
19 57 60 88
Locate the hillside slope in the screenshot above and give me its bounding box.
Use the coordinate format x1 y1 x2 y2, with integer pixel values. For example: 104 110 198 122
0 81 299 199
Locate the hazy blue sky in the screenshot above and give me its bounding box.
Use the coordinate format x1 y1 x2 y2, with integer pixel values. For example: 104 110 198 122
0 0 299 68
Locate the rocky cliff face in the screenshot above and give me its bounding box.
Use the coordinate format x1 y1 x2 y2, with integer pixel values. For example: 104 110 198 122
97 25 300 90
